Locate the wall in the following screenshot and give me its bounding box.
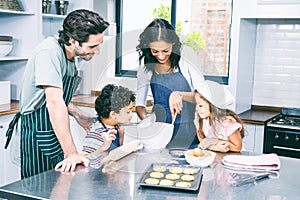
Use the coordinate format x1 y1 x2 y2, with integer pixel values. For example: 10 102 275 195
253 19 300 107
229 0 300 113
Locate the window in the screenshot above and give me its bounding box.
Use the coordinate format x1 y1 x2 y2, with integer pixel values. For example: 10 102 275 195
116 0 232 84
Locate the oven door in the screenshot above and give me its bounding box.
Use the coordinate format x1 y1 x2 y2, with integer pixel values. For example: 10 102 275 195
264 127 300 159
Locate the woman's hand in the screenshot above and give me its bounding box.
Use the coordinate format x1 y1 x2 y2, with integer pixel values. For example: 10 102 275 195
169 92 183 117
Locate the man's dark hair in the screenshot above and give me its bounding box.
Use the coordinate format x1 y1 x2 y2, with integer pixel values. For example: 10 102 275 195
95 84 136 119
58 9 109 45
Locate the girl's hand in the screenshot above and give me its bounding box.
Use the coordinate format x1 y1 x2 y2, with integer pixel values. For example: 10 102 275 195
169 92 183 117
216 140 230 152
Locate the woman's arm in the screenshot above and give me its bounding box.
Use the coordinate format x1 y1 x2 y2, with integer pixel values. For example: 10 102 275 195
136 106 147 120
136 67 151 120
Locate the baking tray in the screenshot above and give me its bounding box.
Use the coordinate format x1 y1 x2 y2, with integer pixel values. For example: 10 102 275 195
138 163 203 191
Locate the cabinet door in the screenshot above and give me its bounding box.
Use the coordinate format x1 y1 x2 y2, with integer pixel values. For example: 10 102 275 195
243 124 256 152
0 114 21 186
254 125 264 154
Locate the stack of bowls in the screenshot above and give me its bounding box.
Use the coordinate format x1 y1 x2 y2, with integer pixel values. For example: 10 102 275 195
0 36 13 57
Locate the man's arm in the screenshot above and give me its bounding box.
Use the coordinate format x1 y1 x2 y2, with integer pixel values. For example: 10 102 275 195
44 86 88 172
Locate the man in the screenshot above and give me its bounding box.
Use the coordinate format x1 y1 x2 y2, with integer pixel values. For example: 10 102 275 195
5 9 109 178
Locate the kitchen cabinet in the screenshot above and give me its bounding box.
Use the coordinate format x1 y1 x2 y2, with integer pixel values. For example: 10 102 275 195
243 123 264 153
0 114 21 186
0 0 93 100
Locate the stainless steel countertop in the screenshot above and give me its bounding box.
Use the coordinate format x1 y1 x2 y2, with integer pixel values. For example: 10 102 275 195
0 149 299 200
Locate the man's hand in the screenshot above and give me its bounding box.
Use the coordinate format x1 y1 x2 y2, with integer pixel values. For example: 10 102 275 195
55 153 89 172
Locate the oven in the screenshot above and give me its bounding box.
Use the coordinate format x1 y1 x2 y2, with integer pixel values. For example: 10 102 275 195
264 107 300 159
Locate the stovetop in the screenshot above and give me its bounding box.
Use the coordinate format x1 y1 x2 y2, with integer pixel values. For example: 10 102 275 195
266 107 300 130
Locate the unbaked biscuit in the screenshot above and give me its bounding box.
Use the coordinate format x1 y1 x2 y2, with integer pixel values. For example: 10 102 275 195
165 173 180 180
169 167 183 174
175 181 192 188
153 165 167 173
183 168 197 175
149 172 164 179
159 179 174 186
181 174 195 181
145 178 159 185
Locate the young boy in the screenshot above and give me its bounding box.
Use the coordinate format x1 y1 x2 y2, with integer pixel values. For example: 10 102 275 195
82 84 135 156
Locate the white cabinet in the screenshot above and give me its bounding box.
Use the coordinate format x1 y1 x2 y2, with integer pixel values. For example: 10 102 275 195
0 0 93 100
243 123 264 153
0 114 21 186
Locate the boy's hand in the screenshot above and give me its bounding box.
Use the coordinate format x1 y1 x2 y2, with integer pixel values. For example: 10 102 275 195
102 130 117 150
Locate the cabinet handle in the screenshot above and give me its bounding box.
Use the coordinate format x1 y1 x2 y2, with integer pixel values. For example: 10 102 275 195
295 136 299 142
274 133 279 139
0 125 3 129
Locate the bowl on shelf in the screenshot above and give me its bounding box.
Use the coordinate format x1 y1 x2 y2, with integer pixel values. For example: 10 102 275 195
0 41 13 58
185 148 216 167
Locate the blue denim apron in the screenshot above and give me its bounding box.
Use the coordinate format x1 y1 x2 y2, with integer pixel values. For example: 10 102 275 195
150 66 198 148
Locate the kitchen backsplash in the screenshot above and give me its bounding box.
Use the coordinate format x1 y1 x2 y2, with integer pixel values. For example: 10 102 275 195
253 19 300 108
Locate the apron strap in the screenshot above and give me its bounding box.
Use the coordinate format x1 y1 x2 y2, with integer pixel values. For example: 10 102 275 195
4 112 21 149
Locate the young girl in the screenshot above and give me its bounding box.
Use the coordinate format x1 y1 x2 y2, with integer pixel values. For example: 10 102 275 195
194 80 244 152
82 84 136 156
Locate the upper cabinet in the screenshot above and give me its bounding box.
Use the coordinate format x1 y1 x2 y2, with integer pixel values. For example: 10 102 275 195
0 0 93 100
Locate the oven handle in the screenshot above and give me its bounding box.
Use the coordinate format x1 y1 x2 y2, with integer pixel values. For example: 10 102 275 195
273 146 300 152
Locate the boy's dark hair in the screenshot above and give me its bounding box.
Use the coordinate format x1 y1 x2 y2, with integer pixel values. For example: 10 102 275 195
95 84 136 119
136 18 182 73
58 9 109 45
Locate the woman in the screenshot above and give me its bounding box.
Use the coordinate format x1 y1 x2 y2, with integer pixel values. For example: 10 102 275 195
135 18 205 148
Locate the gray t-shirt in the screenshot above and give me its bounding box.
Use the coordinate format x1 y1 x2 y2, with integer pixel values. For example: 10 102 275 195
20 37 77 114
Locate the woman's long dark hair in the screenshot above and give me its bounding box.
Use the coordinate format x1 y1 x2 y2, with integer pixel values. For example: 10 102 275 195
136 18 182 73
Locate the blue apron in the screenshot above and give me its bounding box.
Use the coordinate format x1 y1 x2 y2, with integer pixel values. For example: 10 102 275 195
150 66 198 148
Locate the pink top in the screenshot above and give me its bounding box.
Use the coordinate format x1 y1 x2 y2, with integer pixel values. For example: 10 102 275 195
202 116 242 140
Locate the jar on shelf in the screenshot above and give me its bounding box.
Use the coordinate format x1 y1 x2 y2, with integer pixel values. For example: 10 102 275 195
42 0 52 14
55 0 69 15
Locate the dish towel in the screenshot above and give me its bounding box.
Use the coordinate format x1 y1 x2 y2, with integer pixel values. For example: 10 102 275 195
222 153 281 171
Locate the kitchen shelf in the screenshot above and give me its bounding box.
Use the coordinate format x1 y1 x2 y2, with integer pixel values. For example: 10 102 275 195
0 56 28 61
42 13 66 20
0 9 34 16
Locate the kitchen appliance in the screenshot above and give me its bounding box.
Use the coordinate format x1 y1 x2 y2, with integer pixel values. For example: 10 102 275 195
264 107 300 159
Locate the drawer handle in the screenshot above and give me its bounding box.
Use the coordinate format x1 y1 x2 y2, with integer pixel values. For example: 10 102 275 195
273 146 300 152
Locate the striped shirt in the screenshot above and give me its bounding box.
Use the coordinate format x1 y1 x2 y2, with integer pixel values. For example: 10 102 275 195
82 120 120 154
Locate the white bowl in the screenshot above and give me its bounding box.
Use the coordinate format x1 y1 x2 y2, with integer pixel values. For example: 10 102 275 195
124 122 173 150
0 41 13 57
185 149 216 167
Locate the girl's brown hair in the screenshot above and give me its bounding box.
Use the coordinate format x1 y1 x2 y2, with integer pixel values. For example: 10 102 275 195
196 93 245 141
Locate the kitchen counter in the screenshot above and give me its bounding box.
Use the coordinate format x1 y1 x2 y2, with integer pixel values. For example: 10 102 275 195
1 97 280 124
0 149 299 200
238 105 280 125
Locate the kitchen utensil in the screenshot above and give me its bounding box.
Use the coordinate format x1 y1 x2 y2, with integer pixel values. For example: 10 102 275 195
185 149 216 167
138 163 203 191
171 111 177 126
